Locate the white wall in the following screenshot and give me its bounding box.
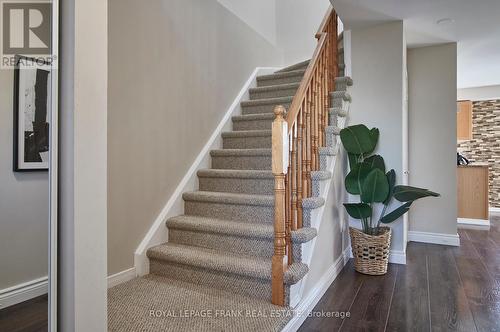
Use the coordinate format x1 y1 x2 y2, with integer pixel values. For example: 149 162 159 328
276 0 331 65
407 44 457 236
59 0 108 330
217 0 278 45
349 21 406 255
218 0 331 66
0 69 49 291
457 84 500 101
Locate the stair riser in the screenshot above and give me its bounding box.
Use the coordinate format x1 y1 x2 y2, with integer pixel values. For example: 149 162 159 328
184 200 274 224
184 200 317 226
199 175 326 197
150 259 290 304
199 176 274 195
168 229 303 261
332 96 350 109
329 113 338 128
249 86 298 100
223 136 272 149
242 102 291 115
223 132 335 150
277 62 309 73
326 132 338 148
212 155 272 170
335 82 349 92
257 75 303 87
232 119 273 131
320 152 331 171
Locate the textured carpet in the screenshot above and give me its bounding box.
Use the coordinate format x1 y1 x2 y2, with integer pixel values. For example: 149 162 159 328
108 275 292 332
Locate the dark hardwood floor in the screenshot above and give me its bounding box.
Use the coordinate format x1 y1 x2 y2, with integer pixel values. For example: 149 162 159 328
1 218 499 332
0 295 48 332
300 215 500 332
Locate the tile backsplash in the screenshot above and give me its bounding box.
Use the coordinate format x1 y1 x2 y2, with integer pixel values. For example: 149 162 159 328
457 99 500 208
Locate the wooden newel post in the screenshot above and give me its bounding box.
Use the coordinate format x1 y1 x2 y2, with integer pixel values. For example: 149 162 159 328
271 105 289 306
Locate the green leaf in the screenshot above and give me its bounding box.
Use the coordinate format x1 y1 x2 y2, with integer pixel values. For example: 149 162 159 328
364 155 385 173
361 169 389 203
368 128 380 153
344 203 372 219
340 125 376 155
384 169 396 205
393 186 440 202
381 202 413 224
348 153 360 170
345 162 373 195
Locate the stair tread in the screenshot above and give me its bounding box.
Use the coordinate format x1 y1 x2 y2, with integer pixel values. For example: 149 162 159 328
197 169 274 179
335 76 353 86
241 96 293 107
183 190 274 206
325 125 341 135
250 82 300 93
319 146 338 156
210 148 272 156
183 190 325 209
256 69 306 82
276 60 311 73
221 129 271 138
232 113 276 122
167 215 317 243
147 242 308 284
331 91 352 101
311 170 332 181
330 107 348 117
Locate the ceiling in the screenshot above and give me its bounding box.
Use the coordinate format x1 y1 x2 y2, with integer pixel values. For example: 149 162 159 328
333 0 500 88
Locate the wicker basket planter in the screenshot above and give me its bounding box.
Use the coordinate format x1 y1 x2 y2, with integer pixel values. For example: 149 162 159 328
349 227 391 275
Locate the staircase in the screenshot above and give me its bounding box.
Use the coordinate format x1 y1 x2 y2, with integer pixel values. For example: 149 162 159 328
108 6 353 332
146 41 351 309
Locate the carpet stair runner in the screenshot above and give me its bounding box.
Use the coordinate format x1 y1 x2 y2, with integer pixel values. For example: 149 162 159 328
108 46 352 332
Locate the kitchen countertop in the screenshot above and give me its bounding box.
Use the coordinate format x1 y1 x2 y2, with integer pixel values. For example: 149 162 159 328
457 163 489 168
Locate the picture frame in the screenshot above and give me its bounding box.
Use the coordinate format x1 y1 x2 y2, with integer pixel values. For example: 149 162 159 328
13 55 51 172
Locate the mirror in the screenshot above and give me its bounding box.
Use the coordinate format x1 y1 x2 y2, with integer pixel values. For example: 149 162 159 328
0 0 57 330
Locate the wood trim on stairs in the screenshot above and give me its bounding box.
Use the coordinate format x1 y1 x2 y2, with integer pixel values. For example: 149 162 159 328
107 267 137 289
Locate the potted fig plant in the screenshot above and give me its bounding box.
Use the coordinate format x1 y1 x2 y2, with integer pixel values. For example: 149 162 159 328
340 124 439 275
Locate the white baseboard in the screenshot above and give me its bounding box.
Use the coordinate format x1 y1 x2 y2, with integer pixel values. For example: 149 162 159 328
457 218 490 227
388 250 407 265
133 67 281 276
408 230 460 246
283 247 350 332
0 277 48 309
107 267 137 289
489 207 500 214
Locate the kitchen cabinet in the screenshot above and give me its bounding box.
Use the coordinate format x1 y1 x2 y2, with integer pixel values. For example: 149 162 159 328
457 165 489 220
457 100 473 140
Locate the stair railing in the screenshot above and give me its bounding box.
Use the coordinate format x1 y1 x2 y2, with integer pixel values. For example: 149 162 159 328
272 6 339 306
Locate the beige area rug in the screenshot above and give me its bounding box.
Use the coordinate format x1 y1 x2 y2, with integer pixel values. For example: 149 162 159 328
108 274 293 332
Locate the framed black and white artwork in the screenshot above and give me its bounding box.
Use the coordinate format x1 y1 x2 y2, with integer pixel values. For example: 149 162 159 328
13 56 51 171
